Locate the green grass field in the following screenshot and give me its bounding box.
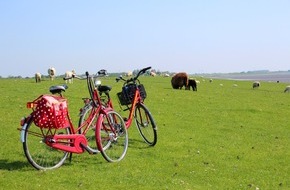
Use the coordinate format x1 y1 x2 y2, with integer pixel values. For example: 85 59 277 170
0 76 289 189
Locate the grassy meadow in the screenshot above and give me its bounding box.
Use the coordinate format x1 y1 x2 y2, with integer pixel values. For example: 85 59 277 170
0 75 289 189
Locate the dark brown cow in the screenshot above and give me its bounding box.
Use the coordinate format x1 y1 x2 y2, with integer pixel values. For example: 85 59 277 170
185 79 197 91
171 72 189 89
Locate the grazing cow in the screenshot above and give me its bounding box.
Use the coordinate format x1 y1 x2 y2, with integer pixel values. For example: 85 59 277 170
185 79 197 91
171 72 189 89
35 72 41 83
48 67 56 81
253 81 260 89
65 70 76 83
284 86 290 93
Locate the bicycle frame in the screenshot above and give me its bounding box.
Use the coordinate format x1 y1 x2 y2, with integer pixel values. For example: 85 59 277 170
108 86 143 129
78 66 157 147
19 73 114 154
18 72 129 170
46 105 112 154
105 68 150 129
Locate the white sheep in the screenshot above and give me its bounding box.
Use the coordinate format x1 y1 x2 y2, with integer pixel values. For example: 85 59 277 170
65 70 76 83
48 67 56 81
35 72 41 83
126 71 133 77
150 71 156 77
253 81 260 89
284 86 290 93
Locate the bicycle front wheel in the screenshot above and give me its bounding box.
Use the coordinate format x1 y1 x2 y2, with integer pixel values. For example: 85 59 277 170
134 103 157 146
22 118 71 170
96 110 128 162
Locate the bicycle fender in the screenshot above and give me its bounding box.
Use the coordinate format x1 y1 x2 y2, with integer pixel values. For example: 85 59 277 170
95 113 104 147
20 122 28 143
19 116 32 143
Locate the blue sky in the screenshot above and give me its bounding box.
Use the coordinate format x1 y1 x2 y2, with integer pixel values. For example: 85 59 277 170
0 0 289 77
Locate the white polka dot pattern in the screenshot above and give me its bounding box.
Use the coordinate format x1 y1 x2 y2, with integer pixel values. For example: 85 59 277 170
33 95 69 128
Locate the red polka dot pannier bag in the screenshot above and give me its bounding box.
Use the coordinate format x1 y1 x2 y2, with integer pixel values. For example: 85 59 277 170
31 95 69 129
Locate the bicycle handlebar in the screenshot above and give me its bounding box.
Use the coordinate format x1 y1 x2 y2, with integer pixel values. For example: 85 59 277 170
138 66 152 76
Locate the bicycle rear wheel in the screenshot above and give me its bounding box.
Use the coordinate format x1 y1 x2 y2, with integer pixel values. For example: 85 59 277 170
22 117 71 170
96 110 128 162
134 103 157 146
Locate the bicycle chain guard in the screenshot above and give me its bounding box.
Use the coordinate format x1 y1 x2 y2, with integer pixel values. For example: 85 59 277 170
45 134 88 154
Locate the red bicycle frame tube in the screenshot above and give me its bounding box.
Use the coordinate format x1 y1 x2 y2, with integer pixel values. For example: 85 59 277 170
124 89 141 128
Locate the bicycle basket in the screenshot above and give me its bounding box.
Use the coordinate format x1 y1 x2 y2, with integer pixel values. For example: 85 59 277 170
117 84 147 105
32 95 69 129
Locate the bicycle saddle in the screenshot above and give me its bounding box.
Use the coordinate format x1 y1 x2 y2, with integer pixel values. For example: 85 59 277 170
98 85 112 92
49 85 68 94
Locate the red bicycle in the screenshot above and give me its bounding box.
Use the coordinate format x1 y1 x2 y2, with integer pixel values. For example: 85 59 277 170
79 67 157 146
18 72 128 170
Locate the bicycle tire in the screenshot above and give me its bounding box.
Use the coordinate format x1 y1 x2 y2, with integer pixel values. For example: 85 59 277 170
134 103 157 146
78 103 100 154
96 110 128 162
22 117 71 170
